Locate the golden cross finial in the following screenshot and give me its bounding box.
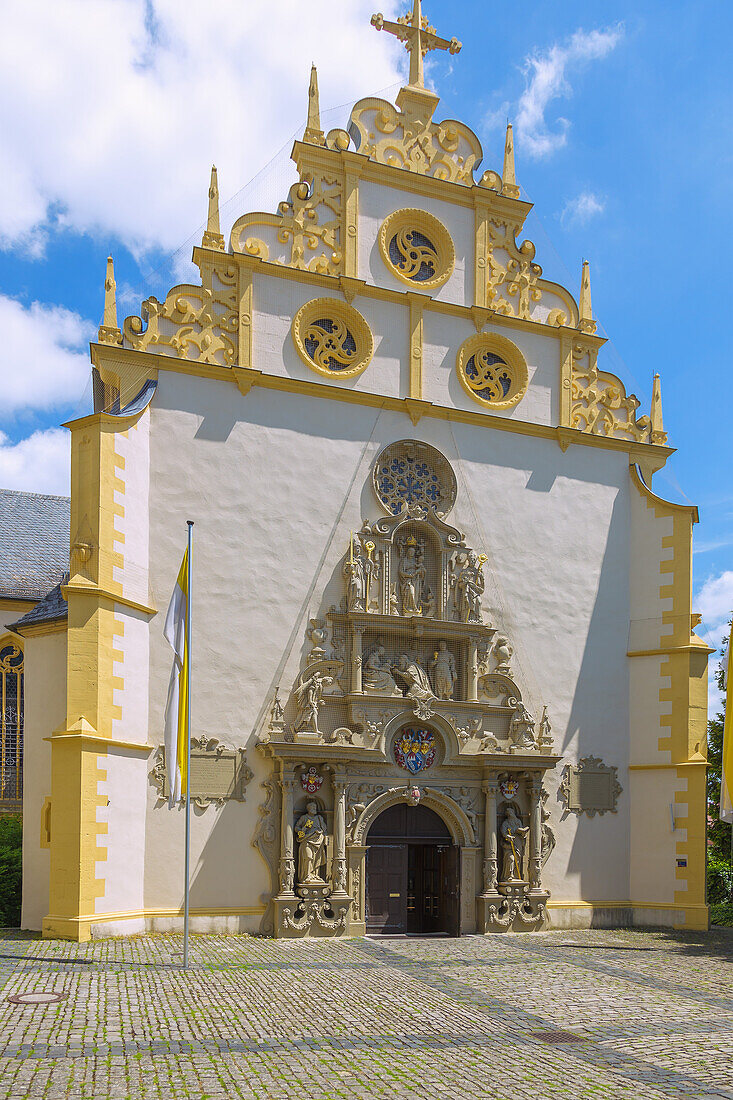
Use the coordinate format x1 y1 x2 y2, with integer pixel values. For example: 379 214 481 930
371 0 461 89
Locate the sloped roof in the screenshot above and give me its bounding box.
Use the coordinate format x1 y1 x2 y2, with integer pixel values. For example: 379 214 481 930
9 576 68 632
0 489 70 599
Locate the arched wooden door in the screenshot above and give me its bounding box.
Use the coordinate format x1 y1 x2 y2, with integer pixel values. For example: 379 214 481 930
365 803 460 936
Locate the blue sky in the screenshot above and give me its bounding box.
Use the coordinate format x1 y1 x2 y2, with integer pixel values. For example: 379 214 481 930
0 0 730 688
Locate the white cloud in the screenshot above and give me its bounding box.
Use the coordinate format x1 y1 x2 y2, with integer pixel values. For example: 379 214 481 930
0 295 94 415
561 191 605 227
516 26 624 158
0 0 404 257
694 569 733 714
0 429 70 497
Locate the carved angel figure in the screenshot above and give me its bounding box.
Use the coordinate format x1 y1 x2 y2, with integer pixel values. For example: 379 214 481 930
363 644 400 695
455 550 485 623
397 537 426 616
294 801 328 884
294 671 333 735
500 805 529 883
430 640 456 700
394 654 435 713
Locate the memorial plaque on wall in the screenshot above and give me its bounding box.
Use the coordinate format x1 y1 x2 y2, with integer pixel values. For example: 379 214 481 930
152 738 253 807
560 756 622 817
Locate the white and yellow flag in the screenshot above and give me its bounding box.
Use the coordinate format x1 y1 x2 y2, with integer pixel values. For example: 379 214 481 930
164 549 189 807
720 628 732 824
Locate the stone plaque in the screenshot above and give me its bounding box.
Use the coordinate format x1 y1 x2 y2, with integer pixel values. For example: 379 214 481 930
152 738 253 808
560 756 622 818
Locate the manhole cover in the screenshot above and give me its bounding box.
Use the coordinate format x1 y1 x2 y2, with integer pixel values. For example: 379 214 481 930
532 1029 588 1044
7 991 69 1005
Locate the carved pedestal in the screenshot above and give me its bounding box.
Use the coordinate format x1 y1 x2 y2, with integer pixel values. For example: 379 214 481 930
273 883 353 939
477 882 549 933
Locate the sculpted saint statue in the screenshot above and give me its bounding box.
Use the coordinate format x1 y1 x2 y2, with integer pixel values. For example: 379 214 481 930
430 641 456 700
500 805 529 882
294 671 333 736
294 801 328 884
455 550 485 624
395 654 434 708
397 538 426 616
363 644 400 695
343 550 366 611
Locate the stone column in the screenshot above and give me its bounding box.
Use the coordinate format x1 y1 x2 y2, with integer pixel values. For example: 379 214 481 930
528 775 543 893
332 778 349 897
352 626 364 694
279 777 295 896
482 774 499 894
467 636 479 702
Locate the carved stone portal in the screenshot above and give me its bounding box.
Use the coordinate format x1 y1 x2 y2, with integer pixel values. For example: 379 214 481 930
256 442 560 939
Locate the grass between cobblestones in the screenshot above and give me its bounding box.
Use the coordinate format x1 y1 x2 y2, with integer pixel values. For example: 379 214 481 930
0 927 731 1099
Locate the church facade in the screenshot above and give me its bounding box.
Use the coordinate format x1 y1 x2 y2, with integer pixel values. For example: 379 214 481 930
21 4 711 940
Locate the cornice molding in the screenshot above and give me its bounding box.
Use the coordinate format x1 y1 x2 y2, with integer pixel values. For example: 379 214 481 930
85 344 675 467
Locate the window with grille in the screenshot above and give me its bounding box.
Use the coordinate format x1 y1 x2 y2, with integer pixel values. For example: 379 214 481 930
0 642 23 808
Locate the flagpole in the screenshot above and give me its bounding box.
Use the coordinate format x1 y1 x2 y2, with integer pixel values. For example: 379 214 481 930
183 520 194 969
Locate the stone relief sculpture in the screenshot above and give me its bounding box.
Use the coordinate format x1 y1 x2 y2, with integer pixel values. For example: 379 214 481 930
454 550 485 623
294 671 333 736
500 805 529 883
430 641 456 700
363 644 401 695
395 654 436 719
294 801 328 884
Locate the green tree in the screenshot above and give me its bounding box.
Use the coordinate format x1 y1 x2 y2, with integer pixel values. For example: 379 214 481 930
707 625 730 864
0 813 22 927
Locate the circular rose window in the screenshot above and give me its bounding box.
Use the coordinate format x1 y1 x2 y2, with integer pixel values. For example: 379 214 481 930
292 298 374 379
378 208 455 291
372 439 457 518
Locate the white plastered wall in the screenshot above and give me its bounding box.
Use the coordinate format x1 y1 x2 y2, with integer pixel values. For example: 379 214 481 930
21 630 67 931
358 179 475 307
142 371 635 912
253 272 408 399
421 312 559 426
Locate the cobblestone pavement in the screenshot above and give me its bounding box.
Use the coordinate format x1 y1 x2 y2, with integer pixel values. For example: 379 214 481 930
0 927 731 1099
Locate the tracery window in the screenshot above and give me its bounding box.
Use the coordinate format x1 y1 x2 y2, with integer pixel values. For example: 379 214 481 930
456 333 528 411
378 208 455 291
0 642 23 808
372 440 457 519
292 298 374 379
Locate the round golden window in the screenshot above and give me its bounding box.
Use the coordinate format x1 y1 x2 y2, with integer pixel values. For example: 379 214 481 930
456 334 528 410
378 208 455 291
291 298 374 379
